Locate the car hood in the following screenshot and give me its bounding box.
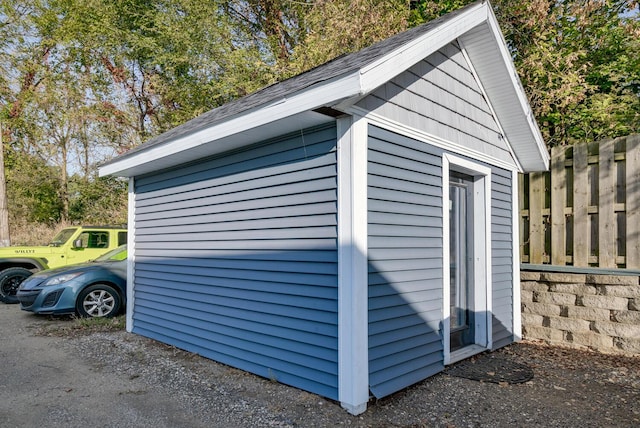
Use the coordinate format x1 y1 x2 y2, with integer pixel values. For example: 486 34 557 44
19 260 126 290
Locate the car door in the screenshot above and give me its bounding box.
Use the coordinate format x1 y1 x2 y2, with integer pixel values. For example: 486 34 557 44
66 231 111 265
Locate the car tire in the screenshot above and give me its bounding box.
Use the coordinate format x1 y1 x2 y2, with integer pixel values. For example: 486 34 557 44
76 284 122 318
0 267 33 304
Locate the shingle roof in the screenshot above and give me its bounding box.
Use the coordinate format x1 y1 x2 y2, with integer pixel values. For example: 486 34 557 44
106 2 479 163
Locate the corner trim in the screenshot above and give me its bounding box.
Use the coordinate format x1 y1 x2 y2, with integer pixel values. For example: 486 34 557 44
337 115 369 415
126 177 136 333
512 169 522 340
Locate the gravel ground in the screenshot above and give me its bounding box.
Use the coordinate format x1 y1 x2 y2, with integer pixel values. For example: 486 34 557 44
3 305 639 427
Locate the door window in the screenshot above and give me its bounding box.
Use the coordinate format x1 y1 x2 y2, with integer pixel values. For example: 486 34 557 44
449 172 475 351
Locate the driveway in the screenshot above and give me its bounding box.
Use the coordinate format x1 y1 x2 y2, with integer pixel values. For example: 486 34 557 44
1 303 638 427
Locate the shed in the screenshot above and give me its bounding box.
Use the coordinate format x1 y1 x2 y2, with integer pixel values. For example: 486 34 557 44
100 1 549 415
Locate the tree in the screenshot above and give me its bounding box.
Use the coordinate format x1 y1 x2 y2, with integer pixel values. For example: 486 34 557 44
1 0 47 242
0 123 9 245
52 0 276 139
4 149 63 224
1 0 638 233
287 0 409 76
68 175 127 225
410 0 640 147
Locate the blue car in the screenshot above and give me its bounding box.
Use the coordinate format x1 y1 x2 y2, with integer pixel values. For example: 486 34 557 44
17 245 127 318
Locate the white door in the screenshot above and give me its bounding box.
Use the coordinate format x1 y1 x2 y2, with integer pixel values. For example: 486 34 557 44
443 154 492 364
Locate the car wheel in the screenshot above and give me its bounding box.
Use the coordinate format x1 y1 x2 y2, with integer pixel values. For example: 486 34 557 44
0 267 33 304
76 284 122 318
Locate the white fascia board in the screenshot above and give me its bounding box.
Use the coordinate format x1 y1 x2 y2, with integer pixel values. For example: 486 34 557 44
358 1 488 93
482 8 549 172
99 71 363 177
459 44 524 173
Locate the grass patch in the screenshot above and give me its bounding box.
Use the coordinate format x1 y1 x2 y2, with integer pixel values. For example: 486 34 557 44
36 314 126 337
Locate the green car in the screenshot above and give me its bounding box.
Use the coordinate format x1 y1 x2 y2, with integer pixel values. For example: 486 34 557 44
0 226 126 303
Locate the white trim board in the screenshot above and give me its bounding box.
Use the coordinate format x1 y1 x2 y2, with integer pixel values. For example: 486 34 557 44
352 108 519 173
337 115 369 415
512 169 522 341
442 154 493 365
100 73 361 177
125 177 136 333
359 2 487 93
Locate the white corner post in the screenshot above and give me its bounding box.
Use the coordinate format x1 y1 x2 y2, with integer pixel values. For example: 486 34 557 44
337 115 369 415
512 169 522 340
126 177 136 333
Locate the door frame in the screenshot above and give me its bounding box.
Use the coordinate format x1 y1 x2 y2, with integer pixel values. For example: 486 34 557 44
442 154 492 364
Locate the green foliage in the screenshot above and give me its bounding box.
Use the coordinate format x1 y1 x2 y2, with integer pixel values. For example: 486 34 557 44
68 176 128 225
494 0 639 146
287 0 409 76
4 149 63 224
409 0 475 25
1 0 639 232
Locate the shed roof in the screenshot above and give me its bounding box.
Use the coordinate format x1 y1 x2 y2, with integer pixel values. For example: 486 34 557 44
100 0 548 178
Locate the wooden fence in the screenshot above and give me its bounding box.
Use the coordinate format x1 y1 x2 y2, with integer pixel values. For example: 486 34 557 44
520 134 640 269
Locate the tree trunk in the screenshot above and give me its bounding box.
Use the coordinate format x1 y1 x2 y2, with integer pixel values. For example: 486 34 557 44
60 139 69 223
0 123 11 246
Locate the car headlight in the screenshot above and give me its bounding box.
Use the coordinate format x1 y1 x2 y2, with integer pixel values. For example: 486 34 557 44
42 272 84 286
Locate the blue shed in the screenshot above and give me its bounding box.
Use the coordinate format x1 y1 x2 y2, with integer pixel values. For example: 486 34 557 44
100 1 549 415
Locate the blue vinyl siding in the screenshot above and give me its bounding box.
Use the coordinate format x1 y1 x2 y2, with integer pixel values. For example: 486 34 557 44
132 124 339 400
366 124 515 398
491 169 514 349
367 125 445 398
356 42 515 168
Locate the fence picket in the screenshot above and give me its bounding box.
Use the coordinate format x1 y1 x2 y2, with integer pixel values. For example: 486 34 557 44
598 139 616 267
529 172 546 264
573 142 589 266
627 135 640 269
551 146 566 265
521 134 639 269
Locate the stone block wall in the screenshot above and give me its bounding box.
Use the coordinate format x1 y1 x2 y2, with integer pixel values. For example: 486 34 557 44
521 271 640 354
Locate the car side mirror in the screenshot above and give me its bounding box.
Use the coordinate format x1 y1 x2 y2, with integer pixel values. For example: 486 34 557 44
73 239 84 249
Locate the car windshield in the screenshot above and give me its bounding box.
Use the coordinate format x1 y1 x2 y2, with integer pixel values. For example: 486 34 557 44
95 245 127 262
48 228 77 247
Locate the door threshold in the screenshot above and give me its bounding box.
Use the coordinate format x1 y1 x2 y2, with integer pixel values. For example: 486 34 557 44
448 344 486 365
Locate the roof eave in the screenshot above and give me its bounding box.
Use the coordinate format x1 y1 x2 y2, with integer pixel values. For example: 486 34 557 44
459 7 549 172
99 71 363 178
